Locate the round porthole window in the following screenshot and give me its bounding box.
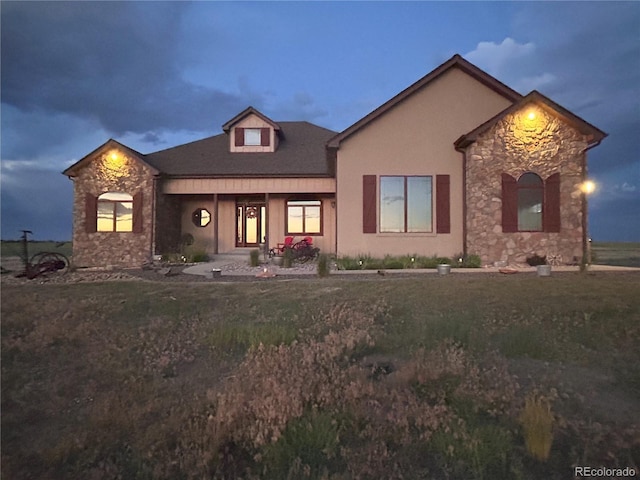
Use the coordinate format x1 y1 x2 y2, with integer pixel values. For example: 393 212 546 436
192 208 211 227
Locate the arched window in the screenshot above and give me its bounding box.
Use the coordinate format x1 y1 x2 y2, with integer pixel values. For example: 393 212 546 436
97 192 133 232
502 172 560 233
517 173 543 231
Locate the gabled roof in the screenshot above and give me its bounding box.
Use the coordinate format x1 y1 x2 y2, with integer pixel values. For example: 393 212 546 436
145 121 337 177
454 90 608 150
221 106 282 134
63 138 159 177
327 54 523 148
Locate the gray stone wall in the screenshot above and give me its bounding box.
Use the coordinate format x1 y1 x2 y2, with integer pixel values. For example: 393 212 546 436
71 152 155 267
465 106 589 265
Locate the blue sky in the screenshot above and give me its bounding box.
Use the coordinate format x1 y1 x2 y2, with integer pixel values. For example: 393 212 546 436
1 1 638 241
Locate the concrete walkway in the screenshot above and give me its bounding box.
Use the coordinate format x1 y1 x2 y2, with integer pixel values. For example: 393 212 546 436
182 254 640 278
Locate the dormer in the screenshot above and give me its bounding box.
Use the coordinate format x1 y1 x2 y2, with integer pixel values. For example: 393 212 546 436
222 107 281 153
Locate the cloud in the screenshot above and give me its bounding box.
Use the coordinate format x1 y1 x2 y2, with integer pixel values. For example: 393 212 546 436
513 73 557 94
268 92 329 124
465 38 535 76
1 2 252 144
1 167 73 241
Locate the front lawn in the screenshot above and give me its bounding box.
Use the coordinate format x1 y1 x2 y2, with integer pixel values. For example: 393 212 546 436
2 272 639 479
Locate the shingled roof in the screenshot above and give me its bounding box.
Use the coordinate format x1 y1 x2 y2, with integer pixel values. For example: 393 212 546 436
145 121 337 177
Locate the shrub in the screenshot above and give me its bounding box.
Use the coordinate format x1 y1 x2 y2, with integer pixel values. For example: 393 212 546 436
249 249 260 267
520 392 554 461
453 253 482 268
317 254 330 277
281 247 293 268
190 251 210 263
526 254 547 266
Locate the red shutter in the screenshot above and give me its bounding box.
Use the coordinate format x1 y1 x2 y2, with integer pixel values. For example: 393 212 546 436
501 173 518 232
85 194 97 233
436 175 451 234
132 192 143 233
544 173 561 232
234 127 244 147
363 175 377 234
260 127 270 146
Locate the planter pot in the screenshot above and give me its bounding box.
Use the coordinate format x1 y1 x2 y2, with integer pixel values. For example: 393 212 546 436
210 268 222 278
437 264 451 275
536 265 552 277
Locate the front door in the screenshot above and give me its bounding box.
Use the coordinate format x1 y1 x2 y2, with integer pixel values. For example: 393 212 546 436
236 202 266 247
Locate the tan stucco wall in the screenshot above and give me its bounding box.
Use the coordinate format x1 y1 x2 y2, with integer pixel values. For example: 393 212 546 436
465 105 589 264
174 195 336 255
230 113 278 153
71 149 155 267
336 67 514 258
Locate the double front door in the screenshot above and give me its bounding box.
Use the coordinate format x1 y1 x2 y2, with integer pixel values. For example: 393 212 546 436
236 201 266 247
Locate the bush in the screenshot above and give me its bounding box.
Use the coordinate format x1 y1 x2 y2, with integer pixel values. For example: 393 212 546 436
249 249 260 267
317 254 330 277
281 247 293 268
520 392 554 461
190 251 210 263
453 253 483 268
526 254 547 266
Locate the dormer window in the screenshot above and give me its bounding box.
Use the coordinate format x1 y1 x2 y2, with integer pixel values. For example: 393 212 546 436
224 107 281 152
234 127 270 147
244 128 262 146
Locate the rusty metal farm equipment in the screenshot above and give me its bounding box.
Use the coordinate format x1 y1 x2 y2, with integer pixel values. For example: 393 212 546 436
16 230 70 279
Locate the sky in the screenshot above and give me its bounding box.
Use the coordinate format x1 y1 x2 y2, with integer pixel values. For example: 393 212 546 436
1 1 639 242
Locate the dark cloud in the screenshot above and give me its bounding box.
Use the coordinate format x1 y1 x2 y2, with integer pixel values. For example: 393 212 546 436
1 168 73 241
1 2 251 139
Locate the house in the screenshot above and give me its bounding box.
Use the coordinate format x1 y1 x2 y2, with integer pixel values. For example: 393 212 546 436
63 54 606 267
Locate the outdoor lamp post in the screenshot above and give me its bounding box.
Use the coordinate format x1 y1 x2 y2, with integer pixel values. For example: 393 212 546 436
580 180 596 271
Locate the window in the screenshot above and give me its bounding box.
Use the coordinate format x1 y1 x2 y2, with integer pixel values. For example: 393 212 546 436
97 192 133 232
192 208 211 227
517 173 543 231
244 128 261 146
287 199 322 234
380 176 432 233
502 172 561 233
234 127 270 147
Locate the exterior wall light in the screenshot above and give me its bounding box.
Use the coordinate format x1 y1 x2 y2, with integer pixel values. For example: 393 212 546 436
581 180 596 195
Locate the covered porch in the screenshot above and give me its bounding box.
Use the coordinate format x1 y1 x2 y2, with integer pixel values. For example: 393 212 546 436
154 176 336 258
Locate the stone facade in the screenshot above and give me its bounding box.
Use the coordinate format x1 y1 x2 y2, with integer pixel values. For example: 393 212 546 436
71 150 156 267
465 105 589 265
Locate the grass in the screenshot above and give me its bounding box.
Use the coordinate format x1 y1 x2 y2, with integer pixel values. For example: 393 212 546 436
2 271 639 479
1 240 72 259
592 241 640 267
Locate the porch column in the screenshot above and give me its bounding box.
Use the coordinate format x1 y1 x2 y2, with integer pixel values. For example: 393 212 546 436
213 193 219 254
264 193 270 249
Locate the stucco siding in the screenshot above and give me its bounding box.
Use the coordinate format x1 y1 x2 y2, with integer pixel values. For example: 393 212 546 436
336 67 513 258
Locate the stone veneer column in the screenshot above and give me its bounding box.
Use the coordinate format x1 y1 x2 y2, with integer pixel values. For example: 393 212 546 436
72 151 155 268
465 106 589 265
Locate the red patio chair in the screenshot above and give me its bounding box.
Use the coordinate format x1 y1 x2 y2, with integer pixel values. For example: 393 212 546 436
272 236 294 255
